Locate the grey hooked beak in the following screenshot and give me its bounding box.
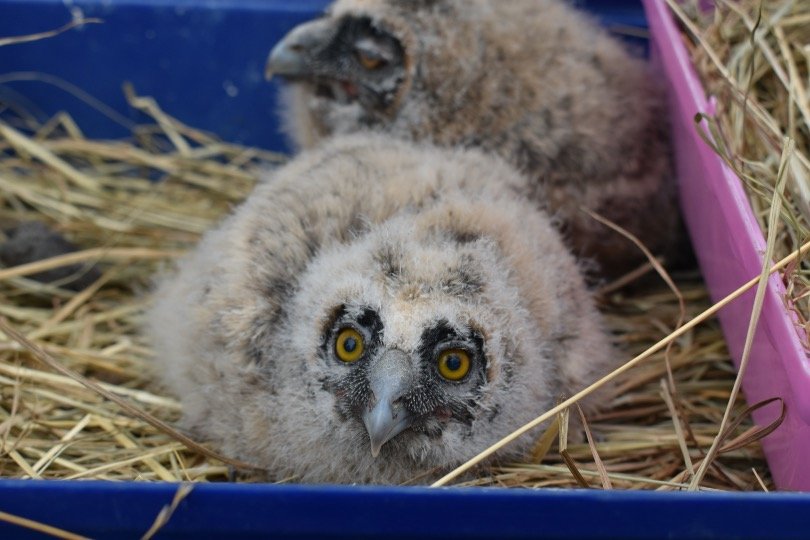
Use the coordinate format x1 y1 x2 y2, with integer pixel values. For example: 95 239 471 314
265 19 336 81
362 349 416 458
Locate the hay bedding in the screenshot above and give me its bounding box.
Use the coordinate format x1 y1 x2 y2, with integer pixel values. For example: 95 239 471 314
667 0 810 331
0 6 789 490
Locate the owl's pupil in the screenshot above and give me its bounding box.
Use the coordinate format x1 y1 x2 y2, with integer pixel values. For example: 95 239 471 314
446 354 461 371
343 337 357 353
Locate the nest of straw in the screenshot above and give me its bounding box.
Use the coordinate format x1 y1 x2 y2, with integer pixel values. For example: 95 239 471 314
668 0 810 337
0 89 777 491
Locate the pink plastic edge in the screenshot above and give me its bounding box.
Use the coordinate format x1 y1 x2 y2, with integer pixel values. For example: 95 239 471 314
642 0 810 490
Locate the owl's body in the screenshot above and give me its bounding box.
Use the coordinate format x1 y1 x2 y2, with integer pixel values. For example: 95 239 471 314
148 135 613 484
268 0 679 277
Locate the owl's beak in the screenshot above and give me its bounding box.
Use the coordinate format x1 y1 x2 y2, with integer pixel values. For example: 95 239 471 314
362 348 416 458
265 19 336 81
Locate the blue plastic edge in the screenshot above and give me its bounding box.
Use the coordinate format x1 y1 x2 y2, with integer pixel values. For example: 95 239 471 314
0 0 648 152
0 0 333 152
1 480 810 540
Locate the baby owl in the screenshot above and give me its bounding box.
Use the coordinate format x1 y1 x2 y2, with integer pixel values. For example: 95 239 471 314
147 135 614 484
265 0 680 277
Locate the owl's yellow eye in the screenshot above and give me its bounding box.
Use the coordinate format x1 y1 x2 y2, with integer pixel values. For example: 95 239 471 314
437 349 471 381
357 51 384 70
335 328 365 363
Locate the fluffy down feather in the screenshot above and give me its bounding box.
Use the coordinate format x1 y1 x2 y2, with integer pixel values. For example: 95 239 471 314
147 135 615 484
267 0 681 277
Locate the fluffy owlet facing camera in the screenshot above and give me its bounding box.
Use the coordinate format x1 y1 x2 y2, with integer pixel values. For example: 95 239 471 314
266 0 680 277
147 135 614 484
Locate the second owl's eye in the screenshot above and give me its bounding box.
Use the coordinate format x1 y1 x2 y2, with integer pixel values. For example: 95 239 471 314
335 327 365 363
437 349 471 381
356 50 384 70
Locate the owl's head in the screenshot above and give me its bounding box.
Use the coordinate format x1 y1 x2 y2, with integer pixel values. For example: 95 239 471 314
265 0 487 149
271 212 560 481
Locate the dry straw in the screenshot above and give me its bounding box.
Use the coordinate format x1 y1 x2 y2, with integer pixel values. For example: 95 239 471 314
0 4 797 492
0 84 283 485
667 0 810 336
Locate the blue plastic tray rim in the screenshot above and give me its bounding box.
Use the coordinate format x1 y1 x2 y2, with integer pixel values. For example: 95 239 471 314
2 480 810 539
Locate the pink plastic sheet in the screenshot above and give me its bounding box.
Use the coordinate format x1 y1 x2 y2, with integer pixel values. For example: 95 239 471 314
642 0 810 490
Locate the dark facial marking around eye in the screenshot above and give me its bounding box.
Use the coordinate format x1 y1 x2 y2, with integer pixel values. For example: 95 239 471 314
304 16 407 112
356 307 384 337
322 305 383 416
331 17 404 74
393 319 485 427
416 320 485 377
419 320 463 353
320 304 384 361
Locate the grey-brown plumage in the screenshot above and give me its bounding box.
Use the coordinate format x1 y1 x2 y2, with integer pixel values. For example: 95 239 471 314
266 0 679 277
147 135 614 484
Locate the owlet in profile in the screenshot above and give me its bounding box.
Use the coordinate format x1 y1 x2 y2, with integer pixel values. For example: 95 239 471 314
266 0 680 278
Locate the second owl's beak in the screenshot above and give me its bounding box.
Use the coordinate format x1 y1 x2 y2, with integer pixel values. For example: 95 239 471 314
265 19 335 81
362 348 416 458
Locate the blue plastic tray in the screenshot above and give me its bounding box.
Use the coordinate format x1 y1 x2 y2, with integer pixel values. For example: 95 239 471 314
0 0 331 152
1 1 809 538
1 480 810 539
